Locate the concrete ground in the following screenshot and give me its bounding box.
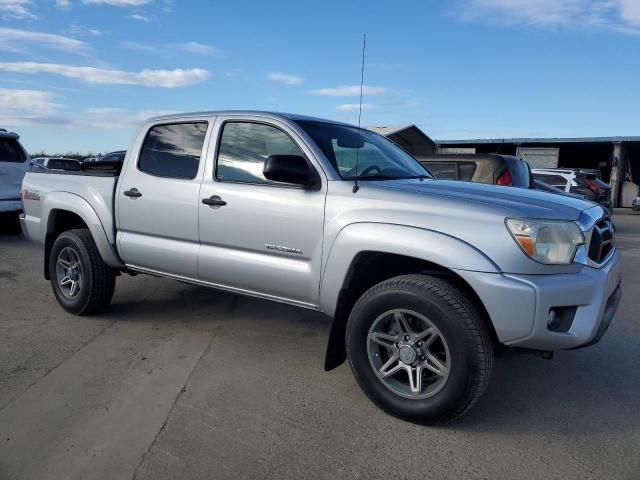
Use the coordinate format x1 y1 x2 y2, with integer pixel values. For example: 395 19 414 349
1 212 639 480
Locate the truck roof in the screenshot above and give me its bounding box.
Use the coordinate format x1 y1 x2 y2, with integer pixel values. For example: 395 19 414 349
145 110 354 127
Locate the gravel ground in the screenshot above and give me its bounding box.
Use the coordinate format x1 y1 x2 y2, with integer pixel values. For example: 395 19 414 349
1 211 639 480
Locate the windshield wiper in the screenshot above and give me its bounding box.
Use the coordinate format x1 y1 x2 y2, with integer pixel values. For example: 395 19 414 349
400 175 429 181
350 174 400 181
349 174 431 181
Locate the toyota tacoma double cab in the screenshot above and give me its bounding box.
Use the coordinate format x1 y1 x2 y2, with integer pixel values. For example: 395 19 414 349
20 111 622 423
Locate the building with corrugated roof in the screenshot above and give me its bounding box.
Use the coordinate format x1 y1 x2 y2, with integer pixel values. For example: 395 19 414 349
370 123 639 207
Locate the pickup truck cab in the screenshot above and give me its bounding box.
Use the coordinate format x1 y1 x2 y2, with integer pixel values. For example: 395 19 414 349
21 111 622 423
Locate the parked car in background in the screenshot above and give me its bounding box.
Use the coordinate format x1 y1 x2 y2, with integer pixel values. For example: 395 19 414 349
98 150 126 163
533 179 586 199
31 157 81 171
0 128 30 232
418 154 532 187
532 168 611 212
633 195 640 212
21 111 621 424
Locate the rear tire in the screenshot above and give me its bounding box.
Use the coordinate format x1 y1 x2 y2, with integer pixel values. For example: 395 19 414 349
346 274 493 424
49 229 115 315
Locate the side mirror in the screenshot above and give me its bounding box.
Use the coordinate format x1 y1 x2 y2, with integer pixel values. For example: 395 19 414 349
263 155 317 188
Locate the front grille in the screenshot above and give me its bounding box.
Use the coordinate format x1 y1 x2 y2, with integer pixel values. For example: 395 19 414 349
588 219 615 263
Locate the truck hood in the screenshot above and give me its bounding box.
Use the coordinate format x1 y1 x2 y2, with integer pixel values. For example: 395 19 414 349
373 178 597 221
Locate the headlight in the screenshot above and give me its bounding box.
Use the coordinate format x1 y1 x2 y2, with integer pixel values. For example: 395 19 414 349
505 218 584 265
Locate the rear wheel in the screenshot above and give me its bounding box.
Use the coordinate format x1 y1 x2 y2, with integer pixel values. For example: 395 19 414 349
346 274 493 424
49 229 115 315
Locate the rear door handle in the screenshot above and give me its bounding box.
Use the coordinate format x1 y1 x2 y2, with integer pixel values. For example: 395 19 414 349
202 195 227 207
123 188 142 198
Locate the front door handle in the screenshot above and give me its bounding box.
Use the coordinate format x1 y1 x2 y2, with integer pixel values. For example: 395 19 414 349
123 188 142 198
202 195 227 207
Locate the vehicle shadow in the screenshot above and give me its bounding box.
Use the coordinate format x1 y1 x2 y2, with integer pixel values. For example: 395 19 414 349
104 279 640 435
451 336 640 434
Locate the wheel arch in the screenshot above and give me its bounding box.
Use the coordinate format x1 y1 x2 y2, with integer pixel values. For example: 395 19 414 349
43 193 123 279
321 223 501 371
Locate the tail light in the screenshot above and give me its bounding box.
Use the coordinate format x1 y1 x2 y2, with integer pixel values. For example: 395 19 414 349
496 170 512 186
583 177 602 195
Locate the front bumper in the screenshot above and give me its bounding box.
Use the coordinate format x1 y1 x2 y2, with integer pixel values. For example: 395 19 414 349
456 250 622 350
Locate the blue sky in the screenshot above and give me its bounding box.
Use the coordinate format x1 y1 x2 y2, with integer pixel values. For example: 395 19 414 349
1 0 639 153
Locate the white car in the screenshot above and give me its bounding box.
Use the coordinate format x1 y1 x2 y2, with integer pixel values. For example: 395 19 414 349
0 129 30 230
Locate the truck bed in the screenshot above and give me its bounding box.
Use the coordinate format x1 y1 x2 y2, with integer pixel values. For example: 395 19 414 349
21 162 121 247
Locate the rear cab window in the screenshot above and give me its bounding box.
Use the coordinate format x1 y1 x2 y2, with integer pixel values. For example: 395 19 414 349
0 137 27 163
138 122 208 179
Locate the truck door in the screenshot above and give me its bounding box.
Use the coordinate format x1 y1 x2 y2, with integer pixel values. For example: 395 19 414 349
197 118 326 307
116 120 210 278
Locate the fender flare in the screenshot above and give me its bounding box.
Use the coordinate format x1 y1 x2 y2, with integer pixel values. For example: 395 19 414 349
320 222 499 370
43 192 123 269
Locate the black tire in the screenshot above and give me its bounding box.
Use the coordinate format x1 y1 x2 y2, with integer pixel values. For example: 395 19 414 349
346 274 493 424
49 229 115 315
0 213 22 235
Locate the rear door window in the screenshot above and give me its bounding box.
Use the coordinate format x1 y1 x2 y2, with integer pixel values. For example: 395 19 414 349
138 122 208 179
0 138 27 163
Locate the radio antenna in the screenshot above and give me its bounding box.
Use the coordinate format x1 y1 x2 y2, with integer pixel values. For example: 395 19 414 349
352 33 366 194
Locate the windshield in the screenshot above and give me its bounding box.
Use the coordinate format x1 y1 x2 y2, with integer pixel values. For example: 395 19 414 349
296 121 432 180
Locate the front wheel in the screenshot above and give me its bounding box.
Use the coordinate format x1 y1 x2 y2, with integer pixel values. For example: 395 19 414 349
49 229 116 315
346 274 493 424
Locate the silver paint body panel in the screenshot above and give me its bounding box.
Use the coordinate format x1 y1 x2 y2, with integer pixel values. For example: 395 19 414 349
21 110 620 350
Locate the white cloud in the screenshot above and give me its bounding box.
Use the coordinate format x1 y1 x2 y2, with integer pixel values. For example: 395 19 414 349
128 13 150 22
309 85 388 96
268 72 303 85
0 62 210 88
0 88 60 115
0 0 36 20
0 27 88 53
336 103 374 111
3 106 177 130
176 41 220 55
63 23 107 37
83 0 150 6
55 0 71 9
458 0 640 33
0 0 33 18
123 40 222 56
618 0 640 26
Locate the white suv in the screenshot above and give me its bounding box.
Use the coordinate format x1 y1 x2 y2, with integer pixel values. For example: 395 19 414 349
0 129 30 231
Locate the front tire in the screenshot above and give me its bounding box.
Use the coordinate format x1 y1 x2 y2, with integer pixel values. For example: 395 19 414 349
49 229 116 315
346 274 493 424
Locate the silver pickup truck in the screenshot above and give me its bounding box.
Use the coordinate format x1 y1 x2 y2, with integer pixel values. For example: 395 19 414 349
20 111 622 423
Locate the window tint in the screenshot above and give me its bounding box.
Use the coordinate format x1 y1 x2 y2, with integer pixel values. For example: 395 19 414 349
138 123 207 179
0 138 27 163
102 152 125 162
216 122 304 184
534 174 567 188
458 163 477 181
424 163 458 180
